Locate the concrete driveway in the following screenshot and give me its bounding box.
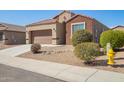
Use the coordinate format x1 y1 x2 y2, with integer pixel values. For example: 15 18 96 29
0 44 31 57
0 44 62 57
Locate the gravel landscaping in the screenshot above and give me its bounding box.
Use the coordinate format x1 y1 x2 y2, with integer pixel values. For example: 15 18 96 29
18 45 124 74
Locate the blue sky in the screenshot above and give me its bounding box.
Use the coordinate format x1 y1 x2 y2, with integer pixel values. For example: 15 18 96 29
0 10 124 28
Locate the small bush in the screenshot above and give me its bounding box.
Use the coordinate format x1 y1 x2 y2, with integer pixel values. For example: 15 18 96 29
31 43 41 53
100 30 124 49
74 42 100 63
72 30 92 46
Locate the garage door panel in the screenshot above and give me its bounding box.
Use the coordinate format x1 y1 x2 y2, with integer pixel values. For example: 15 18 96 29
33 36 52 44
32 30 52 44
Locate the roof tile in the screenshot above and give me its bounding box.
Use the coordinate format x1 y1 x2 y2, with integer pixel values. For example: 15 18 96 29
27 19 57 26
0 22 26 32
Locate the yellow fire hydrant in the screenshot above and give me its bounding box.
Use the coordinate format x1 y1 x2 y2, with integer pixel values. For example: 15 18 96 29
107 49 115 65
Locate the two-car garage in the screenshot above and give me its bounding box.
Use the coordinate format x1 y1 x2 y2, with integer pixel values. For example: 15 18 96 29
31 29 52 44
26 19 65 45
26 19 58 44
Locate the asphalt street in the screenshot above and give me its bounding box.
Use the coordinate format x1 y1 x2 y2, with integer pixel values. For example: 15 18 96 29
0 64 63 82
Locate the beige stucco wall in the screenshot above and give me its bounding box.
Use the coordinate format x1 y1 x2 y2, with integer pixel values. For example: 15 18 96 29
56 23 65 44
26 23 66 45
26 31 29 44
4 31 26 45
0 24 26 45
26 24 58 44
58 12 72 23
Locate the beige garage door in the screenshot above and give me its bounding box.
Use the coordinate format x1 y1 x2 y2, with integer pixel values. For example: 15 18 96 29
31 30 52 44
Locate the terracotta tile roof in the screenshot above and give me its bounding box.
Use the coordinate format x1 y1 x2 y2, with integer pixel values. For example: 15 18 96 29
66 14 94 23
65 14 109 28
26 10 108 29
27 19 58 26
0 22 26 32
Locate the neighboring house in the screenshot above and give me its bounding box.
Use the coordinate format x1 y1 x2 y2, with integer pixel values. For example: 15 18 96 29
0 22 26 45
26 11 109 45
112 25 124 31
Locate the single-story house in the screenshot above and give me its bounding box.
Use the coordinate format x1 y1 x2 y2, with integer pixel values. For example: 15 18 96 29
0 22 26 45
26 11 109 45
112 25 124 31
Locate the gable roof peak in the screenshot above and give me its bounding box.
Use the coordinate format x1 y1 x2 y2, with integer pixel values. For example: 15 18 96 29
53 10 75 19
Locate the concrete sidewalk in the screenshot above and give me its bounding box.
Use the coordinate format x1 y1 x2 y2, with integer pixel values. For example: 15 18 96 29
0 54 124 82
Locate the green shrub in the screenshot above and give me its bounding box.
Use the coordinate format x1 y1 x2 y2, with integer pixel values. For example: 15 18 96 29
74 42 100 63
31 43 41 53
100 30 124 49
72 30 92 46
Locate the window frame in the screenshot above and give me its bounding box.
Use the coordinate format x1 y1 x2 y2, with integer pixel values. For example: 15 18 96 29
71 22 85 37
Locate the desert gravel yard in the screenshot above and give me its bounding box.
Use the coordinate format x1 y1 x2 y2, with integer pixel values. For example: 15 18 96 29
18 45 124 74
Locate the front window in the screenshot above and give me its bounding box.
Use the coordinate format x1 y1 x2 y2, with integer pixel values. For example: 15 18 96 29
72 22 85 33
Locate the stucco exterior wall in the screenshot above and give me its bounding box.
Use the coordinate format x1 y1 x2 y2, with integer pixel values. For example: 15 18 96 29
26 23 66 45
26 31 30 44
65 15 109 44
26 24 58 44
58 12 72 23
66 15 93 45
92 20 109 42
56 23 65 44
